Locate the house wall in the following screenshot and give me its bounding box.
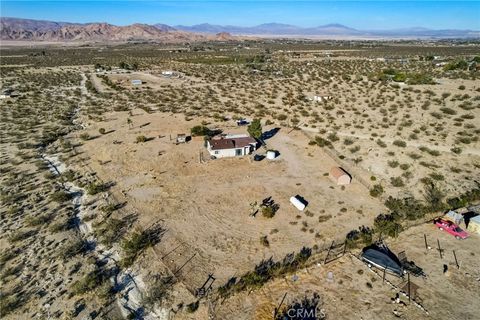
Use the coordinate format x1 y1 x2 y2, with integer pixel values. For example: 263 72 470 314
210 148 240 158
207 142 253 158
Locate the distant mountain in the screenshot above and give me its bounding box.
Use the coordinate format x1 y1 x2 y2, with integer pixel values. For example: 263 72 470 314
367 27 480 38
152 23 176 32
0 17 231 42
174 22 362 35
1 17 478 41
175 22 479 38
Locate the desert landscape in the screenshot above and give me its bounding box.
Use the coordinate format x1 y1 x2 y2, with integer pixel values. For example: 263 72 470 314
1 14 480 320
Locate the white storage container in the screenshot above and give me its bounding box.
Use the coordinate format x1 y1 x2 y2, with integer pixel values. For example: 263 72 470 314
290 195 306 211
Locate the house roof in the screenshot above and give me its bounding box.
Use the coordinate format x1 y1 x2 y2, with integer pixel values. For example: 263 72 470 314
330 167 350 179
209 136 256 150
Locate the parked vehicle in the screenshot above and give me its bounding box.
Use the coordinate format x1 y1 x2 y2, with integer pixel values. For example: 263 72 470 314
398 251 426 278
253 154 265 161
434 218 469 239
361 242 404 277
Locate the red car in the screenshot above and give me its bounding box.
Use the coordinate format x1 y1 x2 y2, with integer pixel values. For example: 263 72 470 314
434 218 469 240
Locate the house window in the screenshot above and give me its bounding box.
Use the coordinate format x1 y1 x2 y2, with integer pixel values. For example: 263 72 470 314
235 149 243 156
214 151 219 154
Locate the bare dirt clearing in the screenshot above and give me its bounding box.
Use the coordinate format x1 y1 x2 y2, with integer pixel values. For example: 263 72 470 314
71 111 384 289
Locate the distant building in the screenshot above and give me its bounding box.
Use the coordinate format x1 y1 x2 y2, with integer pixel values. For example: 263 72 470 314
313 95 332 102
467 215 480 235
206 134 257 158
131 79 142 85
162 71 175 77
0 88 17 99
176 134 187 144
329 167 352 185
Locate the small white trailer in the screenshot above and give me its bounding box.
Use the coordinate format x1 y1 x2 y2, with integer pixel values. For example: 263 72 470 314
290 195 307 211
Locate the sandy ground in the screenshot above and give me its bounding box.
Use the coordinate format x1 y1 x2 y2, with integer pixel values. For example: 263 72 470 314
213 222 480 320
69 110 384 293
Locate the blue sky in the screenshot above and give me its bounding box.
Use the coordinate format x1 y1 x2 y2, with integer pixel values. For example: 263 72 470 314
1 1 479 30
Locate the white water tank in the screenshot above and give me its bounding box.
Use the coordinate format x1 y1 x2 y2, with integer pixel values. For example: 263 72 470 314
290 196 306 211
266 150 277 160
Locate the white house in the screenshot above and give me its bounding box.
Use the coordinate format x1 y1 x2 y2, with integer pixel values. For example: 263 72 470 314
312 95 332 102
162 70 175 77
131 79 142 85
0 89 17 99
206 134 257 158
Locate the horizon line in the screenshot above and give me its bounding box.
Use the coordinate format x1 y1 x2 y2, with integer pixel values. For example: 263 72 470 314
1 16 478 31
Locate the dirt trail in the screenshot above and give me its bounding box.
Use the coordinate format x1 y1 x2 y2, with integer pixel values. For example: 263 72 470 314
41 73 166 319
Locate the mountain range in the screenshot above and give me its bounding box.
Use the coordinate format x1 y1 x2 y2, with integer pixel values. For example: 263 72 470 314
0 17 230 42
175 22 479 38
1 17 479 42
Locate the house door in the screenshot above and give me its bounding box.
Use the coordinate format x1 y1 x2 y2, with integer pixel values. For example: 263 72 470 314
235 149 243 156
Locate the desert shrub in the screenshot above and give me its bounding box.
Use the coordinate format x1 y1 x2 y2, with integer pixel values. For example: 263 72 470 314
275 293 324 320
79 133 90 141
406 73 434 85
446 183 480 208
62 169 77 182
9 230 35 243
99 128 106 134
121 226 164 268
136 135 147 143
423 182 446 212
374 214 402 238
60 237 88 260
311 136 332 148
186 301 199 313
260 236 269 247
0 293 25 316
95 218 127 245
440 107 456 115
261 206 276 218
376 139 387 148
346 226 374 248
50 190 72 202
85 182 108 195
388 160 399 168
384 196 428 220
25 214 52 226
71 265 110 295
143 274 175 309
392 140 406 148
390 177 405 187
190 125 212 136
217 247 311 297
327 132 339 142
429 173 445 181
369 184 384 197
444 59 468 71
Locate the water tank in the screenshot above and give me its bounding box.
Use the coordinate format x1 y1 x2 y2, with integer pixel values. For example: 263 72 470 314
266 150 277 160
290 196 306 211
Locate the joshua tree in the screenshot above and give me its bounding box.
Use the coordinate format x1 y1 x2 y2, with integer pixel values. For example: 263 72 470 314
247 119 262 139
